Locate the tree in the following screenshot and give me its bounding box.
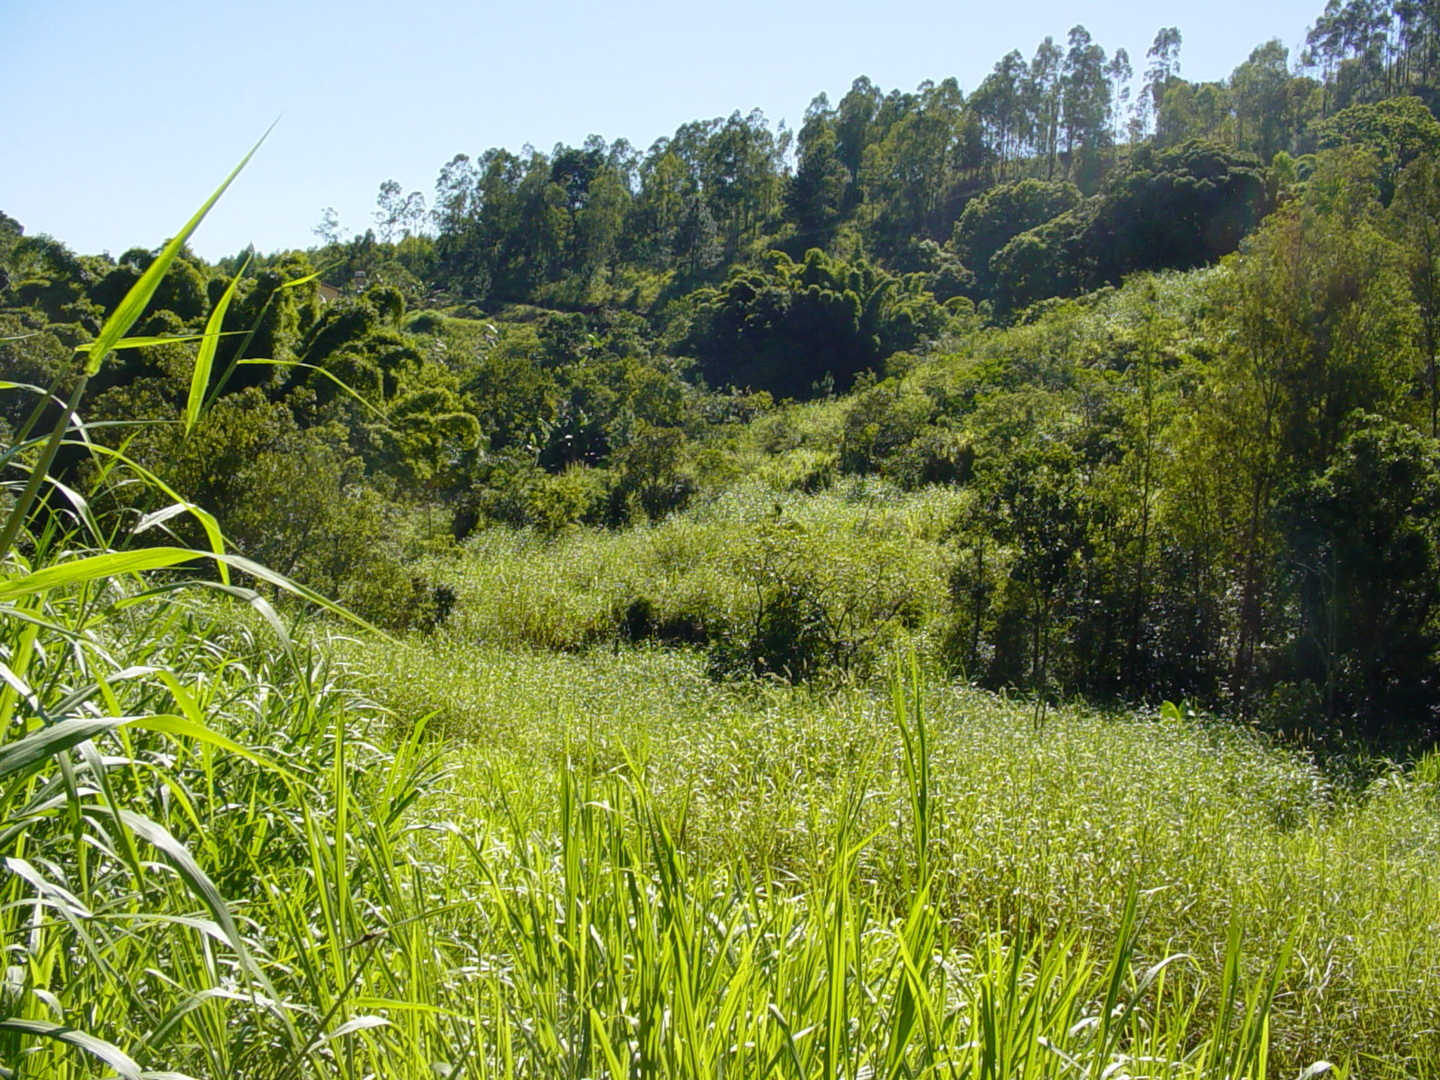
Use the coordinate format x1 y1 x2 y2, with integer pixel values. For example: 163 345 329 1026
1144 26 1183 133
0 211 22 294
1028 37 1065 179
374 179 427 242
1193 153 1416 703
859 77 973 247
1061 25 1112 188
1230 40 1297 161
682 249 949 398
1082 140 1270 288
835 76 883 182
574 166 629 283
1279 417 1440 744
1392 152 1440 434
786 96 851 243
1105 48 1134 146
1155 80 1231 146
674 192 722 278
971 51 1033 178
1316 94 1440 201
313 206 345 246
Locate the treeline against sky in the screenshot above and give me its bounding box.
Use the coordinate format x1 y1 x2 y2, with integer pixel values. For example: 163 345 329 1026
297 0 1440 315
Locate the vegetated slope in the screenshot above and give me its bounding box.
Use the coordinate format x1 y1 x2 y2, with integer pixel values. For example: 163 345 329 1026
10 34 1440 746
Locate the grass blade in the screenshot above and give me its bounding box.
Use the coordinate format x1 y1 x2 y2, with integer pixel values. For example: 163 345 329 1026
83 124 272 376
186 254 251 435
0 1018 144 1079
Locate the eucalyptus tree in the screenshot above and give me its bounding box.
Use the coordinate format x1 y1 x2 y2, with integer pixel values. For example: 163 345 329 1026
373 179 427 242
1028 36 1065 179
1229 40 1300 161
970 50 1033 178
1061 25 1112 187
787 94 851 243
1144 26 1183 135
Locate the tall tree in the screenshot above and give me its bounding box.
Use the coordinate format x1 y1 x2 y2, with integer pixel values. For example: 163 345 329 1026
1192 150 1415 703
1105 48 1134 146
1391 152 1440 435
971 51 1033 178
1144 26 1184 135
1029 37 1065 179
787 95 851 243
1061 25 1112 187
373 179 426 242
1230 40 1297 161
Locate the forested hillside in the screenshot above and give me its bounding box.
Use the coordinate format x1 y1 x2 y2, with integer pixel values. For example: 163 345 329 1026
12 2 1440 1076
7 0 1440 755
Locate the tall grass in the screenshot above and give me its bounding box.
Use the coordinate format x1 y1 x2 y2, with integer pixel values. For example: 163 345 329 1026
345 626 1440 1077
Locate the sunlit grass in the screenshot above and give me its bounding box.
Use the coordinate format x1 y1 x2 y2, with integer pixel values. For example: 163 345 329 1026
339 623 1440 1077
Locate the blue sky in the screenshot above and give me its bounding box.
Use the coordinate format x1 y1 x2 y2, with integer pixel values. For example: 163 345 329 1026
5 0 1326 260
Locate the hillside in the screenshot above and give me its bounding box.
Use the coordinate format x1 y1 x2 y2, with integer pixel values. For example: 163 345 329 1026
5 1 1440 1073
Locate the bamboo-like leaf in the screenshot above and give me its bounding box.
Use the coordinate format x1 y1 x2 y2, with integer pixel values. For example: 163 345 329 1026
279 270 321 290
216 551 391 640
0 545 388 639
0 1018 143 1079
0 715 164 781
83 124 272 375
121 578 292 648
132 503 197 537
323 1015 391 1041
0 547 202 602
6 857 94 919
187 255 251 435
75 332 232 354
140 711 299 784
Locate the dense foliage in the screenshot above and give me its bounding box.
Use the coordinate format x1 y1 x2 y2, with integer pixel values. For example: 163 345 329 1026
7 0 1440 749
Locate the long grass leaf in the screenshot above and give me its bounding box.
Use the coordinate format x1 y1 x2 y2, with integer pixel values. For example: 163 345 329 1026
75 332 235 354
83 125 272 375
0 547 203 601
0 1018 144 1079
186 255 251 435
236 358 388 418
0 715 170 781
141 712 299 784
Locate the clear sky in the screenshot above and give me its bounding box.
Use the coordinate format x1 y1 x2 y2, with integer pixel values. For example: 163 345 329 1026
4 0 1326 261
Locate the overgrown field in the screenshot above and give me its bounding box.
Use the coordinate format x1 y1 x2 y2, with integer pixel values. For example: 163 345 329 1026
336 538 1440 1078
8 449 1440 1076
